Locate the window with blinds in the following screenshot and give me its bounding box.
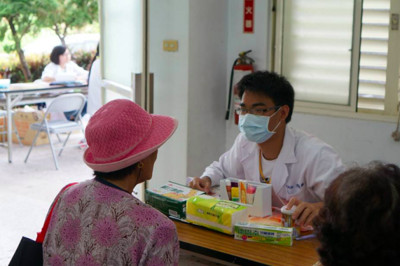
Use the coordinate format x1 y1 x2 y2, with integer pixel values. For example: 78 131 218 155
275 0 400 117
358 0 390 112
280 0 354 105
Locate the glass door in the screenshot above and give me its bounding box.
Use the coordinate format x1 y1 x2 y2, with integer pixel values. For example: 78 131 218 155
99 0 147 200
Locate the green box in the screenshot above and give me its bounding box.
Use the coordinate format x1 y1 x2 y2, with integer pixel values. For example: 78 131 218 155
234 222 293 246
145 181 204 219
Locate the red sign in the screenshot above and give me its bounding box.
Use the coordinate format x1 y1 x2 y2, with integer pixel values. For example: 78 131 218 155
243 0 254 33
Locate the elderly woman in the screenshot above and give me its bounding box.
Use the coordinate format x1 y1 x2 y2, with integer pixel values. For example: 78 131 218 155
41 45 88 82
313 162 400 266
42 99 179 265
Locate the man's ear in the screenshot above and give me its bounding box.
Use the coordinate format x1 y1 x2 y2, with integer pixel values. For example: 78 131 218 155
279 105 290 122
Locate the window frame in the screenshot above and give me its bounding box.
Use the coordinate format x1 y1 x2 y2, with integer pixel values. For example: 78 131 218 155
271 0 400 122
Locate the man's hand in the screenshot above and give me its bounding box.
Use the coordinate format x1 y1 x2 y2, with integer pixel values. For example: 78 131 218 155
189 176 212 194
286 197 323 227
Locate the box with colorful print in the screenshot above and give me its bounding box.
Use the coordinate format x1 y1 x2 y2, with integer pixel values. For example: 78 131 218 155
145 181 205 219
234 222 293 246
186 195 249 235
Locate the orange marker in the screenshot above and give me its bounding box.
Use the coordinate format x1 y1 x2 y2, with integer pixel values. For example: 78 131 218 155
239 180 247 204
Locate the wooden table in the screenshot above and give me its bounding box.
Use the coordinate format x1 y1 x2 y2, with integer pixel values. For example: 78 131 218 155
173 220 320 266
0 82 87 162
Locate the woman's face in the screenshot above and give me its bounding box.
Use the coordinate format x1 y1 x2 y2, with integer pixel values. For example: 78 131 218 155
137 150 158 183
59 50 71 66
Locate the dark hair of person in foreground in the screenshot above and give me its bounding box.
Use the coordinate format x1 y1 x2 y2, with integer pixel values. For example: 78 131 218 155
314 162 400 266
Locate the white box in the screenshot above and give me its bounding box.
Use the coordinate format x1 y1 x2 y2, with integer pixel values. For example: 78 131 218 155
220 178 271 217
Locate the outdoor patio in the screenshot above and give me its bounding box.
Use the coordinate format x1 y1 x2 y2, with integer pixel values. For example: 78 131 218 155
0 132 91 265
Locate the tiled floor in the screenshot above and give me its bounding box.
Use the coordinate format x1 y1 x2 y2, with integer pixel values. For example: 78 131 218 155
0 133 236 265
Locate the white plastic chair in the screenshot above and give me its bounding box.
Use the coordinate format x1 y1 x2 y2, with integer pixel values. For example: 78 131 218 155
24 93 86 170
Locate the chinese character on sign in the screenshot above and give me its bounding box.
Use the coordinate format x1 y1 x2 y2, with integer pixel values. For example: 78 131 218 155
243 0 254 33
245 20 252 28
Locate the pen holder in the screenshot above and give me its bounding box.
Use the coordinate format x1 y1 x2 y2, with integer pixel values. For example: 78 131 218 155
220 178 272 217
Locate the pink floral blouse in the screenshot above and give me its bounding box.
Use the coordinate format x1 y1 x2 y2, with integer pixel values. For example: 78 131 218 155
43 179 179 265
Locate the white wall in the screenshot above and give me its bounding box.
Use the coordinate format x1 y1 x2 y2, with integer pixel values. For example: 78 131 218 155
149 0 190 187
187 0 229 176
291 113 400 166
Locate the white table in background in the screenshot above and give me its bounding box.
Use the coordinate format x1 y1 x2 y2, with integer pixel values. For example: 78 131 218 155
0 82 87 163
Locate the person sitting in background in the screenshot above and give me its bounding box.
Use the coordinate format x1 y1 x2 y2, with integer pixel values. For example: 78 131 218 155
189 71 345 226
313 162 400 266
41 45 88 83
43 99 179 265
42 45 89 121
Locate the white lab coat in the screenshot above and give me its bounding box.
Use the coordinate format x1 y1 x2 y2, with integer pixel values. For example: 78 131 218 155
202 126 345 206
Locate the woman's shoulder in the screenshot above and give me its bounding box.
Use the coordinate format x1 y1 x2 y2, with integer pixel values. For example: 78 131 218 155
67 61 85 69
125 198 176 233
43 62 58 69
67 61 79 66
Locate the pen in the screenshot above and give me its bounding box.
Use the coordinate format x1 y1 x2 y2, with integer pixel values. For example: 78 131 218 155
295 234 316 240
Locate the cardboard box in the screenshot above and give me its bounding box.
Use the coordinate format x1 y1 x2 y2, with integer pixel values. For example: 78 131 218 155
0 116 6 142
12 109 49 146
234 222 293 246
186 195 249 235
0 115 23 143
145 181 205 219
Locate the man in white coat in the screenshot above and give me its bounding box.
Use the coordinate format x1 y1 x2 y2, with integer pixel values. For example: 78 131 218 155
189 71 345 226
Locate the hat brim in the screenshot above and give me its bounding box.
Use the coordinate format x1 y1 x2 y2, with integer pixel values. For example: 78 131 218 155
83 115 178 172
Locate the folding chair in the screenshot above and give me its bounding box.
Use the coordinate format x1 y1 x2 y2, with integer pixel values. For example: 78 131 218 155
24 93 86 170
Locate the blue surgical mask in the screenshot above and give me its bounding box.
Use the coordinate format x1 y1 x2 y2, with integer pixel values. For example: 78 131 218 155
238 110 281 143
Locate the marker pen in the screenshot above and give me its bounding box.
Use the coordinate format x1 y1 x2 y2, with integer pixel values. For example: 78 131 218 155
231 181 239 202
246 184 256 204
225 179 232 200
239 180 247 203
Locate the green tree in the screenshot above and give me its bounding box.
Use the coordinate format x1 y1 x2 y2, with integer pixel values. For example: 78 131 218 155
39 0 98 47
0 0 54 81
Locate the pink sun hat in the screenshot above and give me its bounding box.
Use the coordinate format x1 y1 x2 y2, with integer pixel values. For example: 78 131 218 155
83 99 178 172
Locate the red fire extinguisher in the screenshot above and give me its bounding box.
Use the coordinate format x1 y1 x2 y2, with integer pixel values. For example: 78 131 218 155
225 50 254 124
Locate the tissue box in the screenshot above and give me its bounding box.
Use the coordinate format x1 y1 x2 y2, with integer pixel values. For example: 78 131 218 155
186 195 249 235
234 222 293 246
145 181 204 219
